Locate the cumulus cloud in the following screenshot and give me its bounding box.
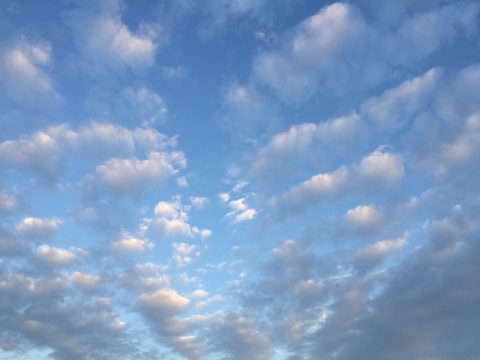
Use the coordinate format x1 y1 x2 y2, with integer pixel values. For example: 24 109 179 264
271 147 403 215
0 39 58 103
0 190 19 214
320 205 480 360
351 236 407 273
254 2 367 102
146 198 211 240
16 217 62 238
0 122 180 184
0 271 129 359
69 271 102 290
122 87 168 126
345 205 381 231
225 197 257 222
92 151 185 195
35 245 77 266
111 232 154 254
209 313 273 360
172 242 200 267
71 0 160 68
251 68 439 184
250 1 478 102
138 288 202 359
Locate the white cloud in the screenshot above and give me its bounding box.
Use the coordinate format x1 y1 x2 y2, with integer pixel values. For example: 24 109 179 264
251 68 437 183
0 190 19 214
70 271 102 289
345 205 381 231
120 263 171 290
73 1 160 68
357 147 404 185
148 198 211 239
437 112 480 176
249 1 478 103
172 242 199 267
111 232 154 253
253 2 366 101
138 287 202 358
93 151 185 195
361 67 442 129
139 287 190 314
190 289 208 299
225 197 257 223
16 217 62 238
190 196 208 208
0 122 179 183
36 244 76 266
271 147 403 214
0 39 58 102
123 87 168 126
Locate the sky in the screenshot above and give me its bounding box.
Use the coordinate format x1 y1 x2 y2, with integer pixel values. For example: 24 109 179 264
0 0 479 359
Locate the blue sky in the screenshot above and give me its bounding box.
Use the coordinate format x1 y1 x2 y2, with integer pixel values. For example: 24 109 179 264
1 0 480 359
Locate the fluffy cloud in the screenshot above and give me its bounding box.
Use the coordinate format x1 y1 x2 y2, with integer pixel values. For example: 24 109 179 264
138 288 202 359
251 68 439 184
111 232 154 253
92 151 185 195
147 198 211 239
0 190 19 214
69 271 102 290
0 39 58 103
271 147 403 215
318 205 480 360
345 205 381 231
253 2 367 102
251 1 478 102
0 271 129 360
35 244 77 266
351 236 407 273
225 197 257 222
209 313 273 360
71 0 160 68
16 217 62 238
122 87 168 126
0 122 180 184
172 242 200 267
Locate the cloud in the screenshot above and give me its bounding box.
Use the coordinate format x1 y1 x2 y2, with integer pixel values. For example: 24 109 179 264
0 122 180 184
0 39 58 103
146 198 211 240
16 217 62 238
209 313 273 360
253 2 367 102
361 67 441 130
225 197 257 223
69 271 102 290
190 196 208 208
35 245 76 266
322 205 480 360
251 68 439 184
250 1 478 102
351 236 407 273
92 151 185 195
0 190 19 214
138 287 202 359
172 242 200 267
111 232 154 254
122 87 168 126
0 271 129 360
71 0 160 68
344 205 381 232
271 147 404 215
